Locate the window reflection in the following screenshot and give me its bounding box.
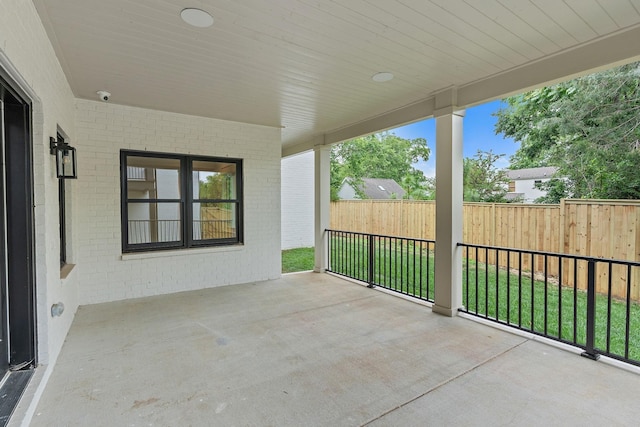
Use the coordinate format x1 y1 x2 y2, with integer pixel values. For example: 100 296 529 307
127 202 181 244
192 161 236 200
126 156 181 199
192 202 236 241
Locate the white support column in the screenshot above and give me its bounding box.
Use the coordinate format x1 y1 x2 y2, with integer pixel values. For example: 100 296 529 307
314 145 331 272
433 92 465 316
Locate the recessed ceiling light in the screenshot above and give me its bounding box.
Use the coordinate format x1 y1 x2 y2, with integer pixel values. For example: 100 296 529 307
181 8 214 28
372 72 394 82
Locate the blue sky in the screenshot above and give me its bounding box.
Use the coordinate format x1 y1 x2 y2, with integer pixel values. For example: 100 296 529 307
391 99 520 177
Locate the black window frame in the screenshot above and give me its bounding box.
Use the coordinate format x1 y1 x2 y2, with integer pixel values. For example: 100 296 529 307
120 150 243 253
57 132 67 267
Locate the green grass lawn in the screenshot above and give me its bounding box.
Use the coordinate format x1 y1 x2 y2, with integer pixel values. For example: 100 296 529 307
463 262 640 361
328 236 436 300
326 236 640 364
282 247 314 273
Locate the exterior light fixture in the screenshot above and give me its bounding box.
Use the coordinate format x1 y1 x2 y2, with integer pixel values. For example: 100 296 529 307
181 8 214 28
50 137 78 179
372 72 394 82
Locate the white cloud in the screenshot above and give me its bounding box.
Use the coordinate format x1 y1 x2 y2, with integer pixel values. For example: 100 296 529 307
494 155 511 170
414 159 436 178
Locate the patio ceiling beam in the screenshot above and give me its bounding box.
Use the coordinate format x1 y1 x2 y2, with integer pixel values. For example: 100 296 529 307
282 135 325 158
323 98 436 147
281 98 436 158
282 24 640 159
457 24 640 107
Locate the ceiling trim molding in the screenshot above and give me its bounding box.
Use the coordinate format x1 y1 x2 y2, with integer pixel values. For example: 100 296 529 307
282 135 324 158
283 24 640 158
458 24 640 107
324 97 435 146
282 97 437 157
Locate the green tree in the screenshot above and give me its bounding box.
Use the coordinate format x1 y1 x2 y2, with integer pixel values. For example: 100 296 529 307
199 173 233 199
401 173 434 200
424 151 510 202
331 132 430 200
533 178 570 204
495 62 640 201
463 150 510 202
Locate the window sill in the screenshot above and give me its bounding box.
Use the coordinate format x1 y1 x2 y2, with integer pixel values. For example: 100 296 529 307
120 244 244 261
60 263 76 279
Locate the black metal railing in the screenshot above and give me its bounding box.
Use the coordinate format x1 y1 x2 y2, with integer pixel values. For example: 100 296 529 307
128 219 234 243
326 229 435 302
128 219 181 243
325 229 639 367
458 243 640 366
126 166 146 180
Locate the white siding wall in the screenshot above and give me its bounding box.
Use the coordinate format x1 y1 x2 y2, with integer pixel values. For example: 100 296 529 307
281 151 314 250
75 100 282 304
0 0 78 369
514 178 549 203
337 183 358 200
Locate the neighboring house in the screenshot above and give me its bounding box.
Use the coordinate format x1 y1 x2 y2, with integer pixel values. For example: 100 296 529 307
506 167 559 203
338 178 406 200
281 151 314 249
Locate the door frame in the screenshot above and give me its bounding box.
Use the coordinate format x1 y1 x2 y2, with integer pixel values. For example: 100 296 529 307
0 69 37 370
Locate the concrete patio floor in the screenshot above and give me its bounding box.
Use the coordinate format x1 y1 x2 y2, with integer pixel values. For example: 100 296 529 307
29 272 640 426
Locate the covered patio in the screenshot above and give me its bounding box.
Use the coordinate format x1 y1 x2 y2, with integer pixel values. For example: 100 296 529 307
2 1 640 425
26 273 640 426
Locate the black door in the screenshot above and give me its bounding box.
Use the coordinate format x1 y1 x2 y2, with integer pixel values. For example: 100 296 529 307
0 77 36 377
0 96 7 374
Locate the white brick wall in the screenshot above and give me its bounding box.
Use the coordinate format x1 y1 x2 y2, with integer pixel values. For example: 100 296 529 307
75 100 282 304
281 151 315 249
1 4 282 421
1 0 78 368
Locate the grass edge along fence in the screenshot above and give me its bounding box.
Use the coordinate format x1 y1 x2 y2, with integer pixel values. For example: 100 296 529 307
327 229 640 367
330 199 640 302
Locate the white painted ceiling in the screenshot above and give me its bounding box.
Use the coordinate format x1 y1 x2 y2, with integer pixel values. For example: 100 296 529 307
33 0 640 153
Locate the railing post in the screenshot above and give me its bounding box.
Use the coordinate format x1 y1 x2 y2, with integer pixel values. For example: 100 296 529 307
581 260 600 360
326 230 331 272
368 234 375 288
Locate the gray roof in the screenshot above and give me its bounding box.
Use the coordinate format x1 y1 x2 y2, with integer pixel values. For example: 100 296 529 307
351 178 406 199
506 167 559 180
505 192 524 201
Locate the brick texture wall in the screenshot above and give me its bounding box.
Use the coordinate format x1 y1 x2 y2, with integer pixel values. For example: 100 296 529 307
1 0 78 367
1 3 282 420
75 100 282 304
281 151 314 249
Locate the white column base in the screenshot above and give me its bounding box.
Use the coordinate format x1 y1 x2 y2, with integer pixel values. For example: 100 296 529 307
432 304 459 317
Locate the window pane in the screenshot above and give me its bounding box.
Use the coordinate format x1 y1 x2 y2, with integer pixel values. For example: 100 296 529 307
193 202 236 241
127 202 181 244
126 156 181 200
193 160 236 200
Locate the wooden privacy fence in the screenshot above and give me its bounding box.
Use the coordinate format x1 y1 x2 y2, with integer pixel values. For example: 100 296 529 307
330 199 640 301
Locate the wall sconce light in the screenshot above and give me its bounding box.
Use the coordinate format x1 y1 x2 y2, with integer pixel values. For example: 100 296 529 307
50 137 77 179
